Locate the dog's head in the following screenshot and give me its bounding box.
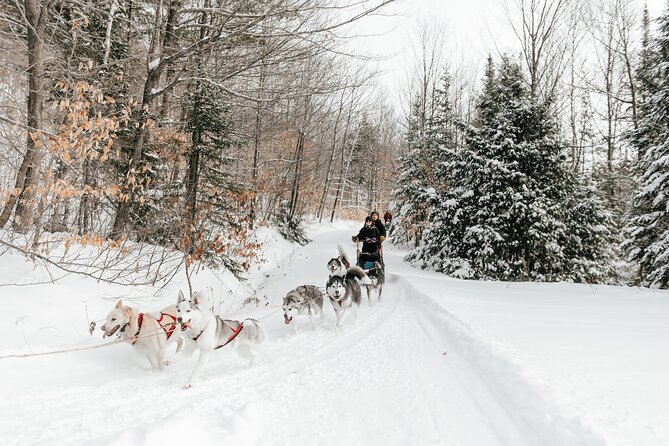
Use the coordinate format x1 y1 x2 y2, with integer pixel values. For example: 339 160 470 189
175 290 206 330
282 291 300 325
326 276 347 300
327 257 346 276
101 300 132 339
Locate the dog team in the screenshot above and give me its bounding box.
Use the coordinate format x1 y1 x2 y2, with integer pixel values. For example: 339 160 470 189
100 243 385 389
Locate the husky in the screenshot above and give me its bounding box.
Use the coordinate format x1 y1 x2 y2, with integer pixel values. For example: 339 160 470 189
326 267 368 327
363 261 385 304
101 300 185 371
283 285 324 332
327 244 351 277
176 290 266 389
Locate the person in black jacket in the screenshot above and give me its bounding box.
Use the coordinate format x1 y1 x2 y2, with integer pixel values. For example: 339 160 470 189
352 216 380 267
370 210 386 242
370 211 386 266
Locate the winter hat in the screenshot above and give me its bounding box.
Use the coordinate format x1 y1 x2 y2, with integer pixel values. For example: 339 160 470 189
365 216 372 222
371 210 379 217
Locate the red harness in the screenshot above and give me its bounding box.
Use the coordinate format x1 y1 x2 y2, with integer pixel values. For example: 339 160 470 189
215 322 244 350
190 322 244 349
156 312 177 340
130 312 176 344
130 313 144 344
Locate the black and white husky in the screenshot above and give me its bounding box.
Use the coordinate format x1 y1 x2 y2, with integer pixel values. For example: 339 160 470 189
283 285 324 332
325 267 368 327
176 290 266 389
363 261 385 304
327 244 351 277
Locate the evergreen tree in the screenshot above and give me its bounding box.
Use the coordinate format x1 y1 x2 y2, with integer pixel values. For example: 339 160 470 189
392 71 456 248
350 117 381 209
180 82 253 276
416 56 614 282
623 8 669 288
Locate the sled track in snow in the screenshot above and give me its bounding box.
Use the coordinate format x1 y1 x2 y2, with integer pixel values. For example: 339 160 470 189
398 277 606 446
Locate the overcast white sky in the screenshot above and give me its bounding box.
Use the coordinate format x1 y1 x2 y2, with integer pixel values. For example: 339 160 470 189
347 0 667 108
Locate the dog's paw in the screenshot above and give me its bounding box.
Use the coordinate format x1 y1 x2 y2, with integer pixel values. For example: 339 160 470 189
163 359 172 366
183 383 192 390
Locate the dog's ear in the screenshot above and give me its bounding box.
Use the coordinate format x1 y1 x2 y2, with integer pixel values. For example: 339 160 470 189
123 307 132 318
115 300 123 309
192 292 201 306
177 290 185 303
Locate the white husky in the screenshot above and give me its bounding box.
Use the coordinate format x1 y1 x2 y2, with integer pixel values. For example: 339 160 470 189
176 290 266 389
101 300 185 371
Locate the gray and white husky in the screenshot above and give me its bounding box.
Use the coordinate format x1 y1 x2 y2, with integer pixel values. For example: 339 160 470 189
327 244 351 277
325 267 368 327
363 261 385 304
176 290 266 389
101 300 185 371
283 285 324 332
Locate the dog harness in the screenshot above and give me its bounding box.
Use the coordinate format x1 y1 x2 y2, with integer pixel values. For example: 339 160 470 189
215 322 244 350
156 313 177 340
190 322 244 350
129 313 144 345
122 312 176 344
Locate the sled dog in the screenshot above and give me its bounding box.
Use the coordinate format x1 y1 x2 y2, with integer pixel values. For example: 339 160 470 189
363 261 385 304
327 244 351 277
283 285 324 332
326 267 367 327
176 290 266 389
101 300 185 371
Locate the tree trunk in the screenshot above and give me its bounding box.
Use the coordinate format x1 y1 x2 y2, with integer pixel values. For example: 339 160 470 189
109 1 170 239
0 0 52 232
185 129 201 226
159 0 183 118
102 0 117 65
250 62 266 229
288 130 305 222
318 93 345 221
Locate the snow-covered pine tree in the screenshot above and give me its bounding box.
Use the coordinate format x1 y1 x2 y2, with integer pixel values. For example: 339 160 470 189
182 81 255 277
623 7 669 288
392 71 456 248
417 56 614 282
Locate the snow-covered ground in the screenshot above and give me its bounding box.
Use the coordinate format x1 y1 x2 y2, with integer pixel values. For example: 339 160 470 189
1 221 668 446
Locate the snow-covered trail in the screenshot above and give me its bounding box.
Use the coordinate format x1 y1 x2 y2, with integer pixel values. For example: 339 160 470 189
1 223 661 445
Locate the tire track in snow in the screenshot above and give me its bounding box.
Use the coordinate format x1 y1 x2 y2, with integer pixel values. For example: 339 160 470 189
398 276 607 446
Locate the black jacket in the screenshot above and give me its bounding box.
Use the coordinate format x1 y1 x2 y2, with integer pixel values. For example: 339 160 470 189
373 219 386 238
355 225 380 253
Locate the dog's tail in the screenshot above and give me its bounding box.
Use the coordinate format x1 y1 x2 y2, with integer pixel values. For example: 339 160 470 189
337 244 351 269
242 318 266 344
346 266 372 285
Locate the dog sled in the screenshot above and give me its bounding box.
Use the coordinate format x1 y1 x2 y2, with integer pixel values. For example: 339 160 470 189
354 241 385 303
354 240 385 273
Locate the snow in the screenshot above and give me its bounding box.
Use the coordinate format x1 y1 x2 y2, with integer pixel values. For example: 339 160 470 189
1 222 668 445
